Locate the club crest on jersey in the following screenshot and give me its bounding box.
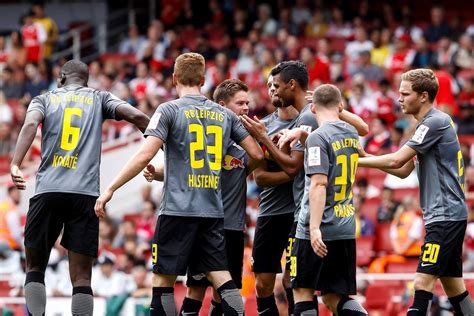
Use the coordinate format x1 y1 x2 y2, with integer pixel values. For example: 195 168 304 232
147 112 162 130
223 155 245 170
307 146 321 166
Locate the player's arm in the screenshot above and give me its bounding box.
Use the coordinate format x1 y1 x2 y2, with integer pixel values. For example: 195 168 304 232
143 162 164 182
246 157 262 174
359 144 416 171
253 161 293 187
358 146 415 179
10 110 44 189
339 109 369 136
95 136 163 218
241 115 303 177
309 173 328 258
238 135 264 163
115 103 150 133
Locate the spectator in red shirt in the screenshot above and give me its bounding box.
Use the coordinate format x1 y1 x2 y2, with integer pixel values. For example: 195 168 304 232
374 78 398 127
364 117 392 155
434 67 459 117
300 46 330 89
21 11 46 63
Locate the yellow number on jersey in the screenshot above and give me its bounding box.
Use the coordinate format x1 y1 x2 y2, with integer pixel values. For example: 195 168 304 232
189 124 223 170
60 108 82 151
334 153 358 201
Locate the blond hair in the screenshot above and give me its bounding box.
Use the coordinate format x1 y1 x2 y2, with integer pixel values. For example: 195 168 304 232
174 52 205 86
401 69 439 103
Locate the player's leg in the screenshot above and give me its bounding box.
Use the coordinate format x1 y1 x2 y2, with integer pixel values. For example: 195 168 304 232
318 240 367 316
61 193 100 316
290 239 319 315
253 213 293 315
439 220 474 315
151 215 200 316
24 193 64 316
182 271 208 315
68 250 94 315
195 218 243 315
407 273 437 315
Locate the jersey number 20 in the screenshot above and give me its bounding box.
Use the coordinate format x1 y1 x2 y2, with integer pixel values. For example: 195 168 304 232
60 108 82 151
189 124 223 170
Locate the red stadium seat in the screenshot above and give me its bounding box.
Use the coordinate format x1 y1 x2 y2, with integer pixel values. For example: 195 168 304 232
365 281 404 314
356 236 375 267
374 222 393 254
385 259 419 273
392 188 419 201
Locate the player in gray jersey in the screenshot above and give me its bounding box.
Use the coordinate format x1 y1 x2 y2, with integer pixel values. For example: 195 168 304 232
249 74 299 315
95 53 263 316
241 61 368 315
143 79 260 316
10 60 149 316
358 69 474 315
287 85 368 316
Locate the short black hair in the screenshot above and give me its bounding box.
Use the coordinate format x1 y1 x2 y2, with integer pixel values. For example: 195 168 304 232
61 59 89 82
270 61 308 90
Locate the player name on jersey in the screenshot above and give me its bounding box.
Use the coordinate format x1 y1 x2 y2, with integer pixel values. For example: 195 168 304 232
188 174 220 189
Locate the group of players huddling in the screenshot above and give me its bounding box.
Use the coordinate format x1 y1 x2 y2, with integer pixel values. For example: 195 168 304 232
10 52 474 316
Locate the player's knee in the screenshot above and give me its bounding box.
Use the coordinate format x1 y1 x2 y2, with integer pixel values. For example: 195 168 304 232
255 276 274 296
321 294 340 313
413 274 436 292
186 286 206 301
440 278 466 297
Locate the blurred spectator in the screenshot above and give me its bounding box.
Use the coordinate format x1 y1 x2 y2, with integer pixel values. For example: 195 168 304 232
327 8 352 38
370 28 392 68
456 103 474 135
348 82 377 121
113 220 145 249
91 253 134 298
390 196 423 257
464 205 474 272
354 178 380 200
374 79 398 127
355 195 375 237
21 11 47 64
87 60 102 89
305 11 328 38
452 34 473 71
436 36 457 69
194 33 216 60
129 265 152 298
395 16 423 43
351 50 385 82
0 241 21 274
136 200 157 243
129 62 158 101
253 3 278 37
98 216 117 248
364 117 392 155
119 24 146 55
277 7 298 36
0 185 22 251
300 46 330 87
0 91 13 124
345 27 373 74
290 0 312 28
0 122 15 156
411 36 436 68
235 41 255 76
377 187 400 223
32 3 58 60
99 72 129 101
434 67 459 117
425 6 451 43
465 166 474 200
7 31 27 68
202 52 235 93
136 21 170 63
384 34 415 75
24 63 49 98
0 36 7 69
229 8 250 38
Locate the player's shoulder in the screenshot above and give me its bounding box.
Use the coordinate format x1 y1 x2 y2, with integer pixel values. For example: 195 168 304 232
261 111 277 125
422 108 451 127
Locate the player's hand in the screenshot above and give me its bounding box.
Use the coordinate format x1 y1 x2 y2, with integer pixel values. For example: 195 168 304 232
10 165 26 190
240 115 267 141
278 128 304 149
94 189 114 219
305 90 314 103
143 164 156 182
310 228 327 258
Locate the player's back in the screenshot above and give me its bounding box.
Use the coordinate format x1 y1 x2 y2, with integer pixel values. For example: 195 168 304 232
28 84 123 196
297 121 360 241
147 95 248 218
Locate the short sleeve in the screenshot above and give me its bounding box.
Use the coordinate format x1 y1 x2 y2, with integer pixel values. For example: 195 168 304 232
406 116 449 155
291 109 317 152
305 132 329 176
144 102 175 142
27 96 46 116
101 92 127 120
229 111 249 144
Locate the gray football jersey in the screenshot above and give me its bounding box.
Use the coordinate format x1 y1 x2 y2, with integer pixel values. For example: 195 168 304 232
222 142 248 231
406 108 467 225
296 121 359 241
144 95 249 218
258 111 297 217
291 104 319 219
27 84 124 196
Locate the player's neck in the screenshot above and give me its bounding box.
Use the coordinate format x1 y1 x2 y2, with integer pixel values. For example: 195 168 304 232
293 92 307 113
177 85 201 98
413 103 434 121
316 108 340 126
277 106 298 120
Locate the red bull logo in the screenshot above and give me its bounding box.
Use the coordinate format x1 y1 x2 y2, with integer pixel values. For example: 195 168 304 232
223 155 245 170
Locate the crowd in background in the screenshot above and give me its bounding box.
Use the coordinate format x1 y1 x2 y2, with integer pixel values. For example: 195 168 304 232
0 0 473 313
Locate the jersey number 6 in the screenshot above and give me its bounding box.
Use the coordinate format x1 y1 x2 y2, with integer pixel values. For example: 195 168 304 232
60 108 82 151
